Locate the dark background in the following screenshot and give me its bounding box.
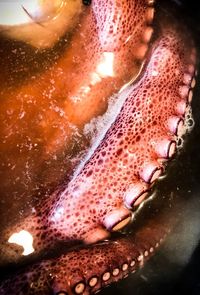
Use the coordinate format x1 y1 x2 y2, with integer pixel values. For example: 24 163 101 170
99 0 200 294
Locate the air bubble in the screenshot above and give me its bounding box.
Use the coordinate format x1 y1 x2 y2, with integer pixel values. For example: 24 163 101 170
175 106 194 150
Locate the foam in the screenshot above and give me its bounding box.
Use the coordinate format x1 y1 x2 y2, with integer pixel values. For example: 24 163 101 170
73 84 136 179
176 106 194 149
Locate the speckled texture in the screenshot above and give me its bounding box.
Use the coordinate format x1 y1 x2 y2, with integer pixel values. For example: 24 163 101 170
0 209 173 295
0 0 153 233
44 22 196 240
0 14 197 269
0 0 154 264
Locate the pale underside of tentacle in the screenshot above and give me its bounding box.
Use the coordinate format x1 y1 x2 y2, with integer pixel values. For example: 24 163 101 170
0 11 197 269
0 206 177 295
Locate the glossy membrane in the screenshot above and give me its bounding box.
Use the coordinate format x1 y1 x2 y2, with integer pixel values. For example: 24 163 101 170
0 0 200 294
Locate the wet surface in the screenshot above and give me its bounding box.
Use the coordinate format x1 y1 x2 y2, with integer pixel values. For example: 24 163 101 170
99 1 200 294
99 49 200 295
0 0 200 294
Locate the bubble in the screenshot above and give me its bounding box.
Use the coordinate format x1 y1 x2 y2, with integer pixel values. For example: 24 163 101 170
176 105 194 150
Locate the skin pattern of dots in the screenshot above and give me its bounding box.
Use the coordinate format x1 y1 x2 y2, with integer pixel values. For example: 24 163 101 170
0 0 198 294
0 208 175 295
0 0 152 219
0 8 197 261
0 0 155 264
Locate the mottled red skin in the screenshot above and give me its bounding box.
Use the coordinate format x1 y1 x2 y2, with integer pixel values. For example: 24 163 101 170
0 0 151 229
0 0 154 263
0 1 198 295
0 7 197 270
0 206 175 295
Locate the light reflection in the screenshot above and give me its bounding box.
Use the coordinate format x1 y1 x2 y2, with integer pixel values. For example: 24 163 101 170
0 0 81 48
0 1 43 26
96 52 115 78
0 1 64 26
90 52 115 86
50 206 64 222
8 230 35 256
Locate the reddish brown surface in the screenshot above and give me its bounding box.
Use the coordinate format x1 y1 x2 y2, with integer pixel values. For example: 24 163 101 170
0 0 151 229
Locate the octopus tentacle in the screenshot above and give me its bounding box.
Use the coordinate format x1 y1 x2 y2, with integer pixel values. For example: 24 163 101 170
0 208 175 295
0 13 197 267
42 20 196 241
0 0 154 234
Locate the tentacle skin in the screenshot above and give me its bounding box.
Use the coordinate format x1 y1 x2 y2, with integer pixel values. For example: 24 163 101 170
0 0 154 229
0 1 198 294
0 11 197 267
0 209 175 295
